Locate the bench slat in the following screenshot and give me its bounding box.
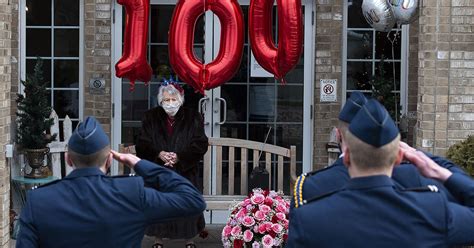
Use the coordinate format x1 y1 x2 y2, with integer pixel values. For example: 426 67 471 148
216 146 222 195
241 148 248 195
266 152 271 189
278 155 284 191
253 150 258 168
203 145 211 195
209 137 290 157
228 147 235 195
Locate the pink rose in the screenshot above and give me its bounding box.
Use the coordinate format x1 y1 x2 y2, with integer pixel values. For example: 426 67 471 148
263 222 273 231
243 229 254 242
242 216 256 227
264 196 274 206
236 208 247 219
258 224 267 234
276 203 287 213
231 226 242 237
252 241 260 248
222 225 232 237
253 225 259 233
242 198 252 207
251 193 265 204
271 223 283 233
259 204 271 213
254 210 266 221
281 218 289 229
262 234 274 247
276 212 286 220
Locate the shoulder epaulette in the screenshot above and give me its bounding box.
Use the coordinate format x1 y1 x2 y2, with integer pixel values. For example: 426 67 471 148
33 179 61 190
304 189 340 205
401 185 439 193
293 166 338 208
293 173 307 208
111 173 136 178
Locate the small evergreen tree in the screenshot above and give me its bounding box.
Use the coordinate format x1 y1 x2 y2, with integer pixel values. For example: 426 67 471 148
16 59 57 149
447 135 474 175
370 58 401 122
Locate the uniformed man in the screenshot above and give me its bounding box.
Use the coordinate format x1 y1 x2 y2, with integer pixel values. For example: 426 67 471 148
292 92 465 209
286 99 474 247
16 116 206 248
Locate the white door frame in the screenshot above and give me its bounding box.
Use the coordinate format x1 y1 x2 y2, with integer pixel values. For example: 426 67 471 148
111 0 315 175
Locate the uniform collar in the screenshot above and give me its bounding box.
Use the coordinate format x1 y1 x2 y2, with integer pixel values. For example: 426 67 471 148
65 167 105 179
346 175 394 190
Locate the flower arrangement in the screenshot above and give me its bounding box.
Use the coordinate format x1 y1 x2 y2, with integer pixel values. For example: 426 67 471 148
222 188 290 248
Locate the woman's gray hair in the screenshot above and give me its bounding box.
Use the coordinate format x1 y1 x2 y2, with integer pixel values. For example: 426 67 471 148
157 84 185 106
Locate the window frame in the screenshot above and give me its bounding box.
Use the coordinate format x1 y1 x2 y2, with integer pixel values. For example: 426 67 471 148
342 0 409 116
20 0 84 124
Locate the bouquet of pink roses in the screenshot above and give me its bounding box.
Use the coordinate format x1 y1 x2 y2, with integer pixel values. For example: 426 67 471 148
222 188 290 248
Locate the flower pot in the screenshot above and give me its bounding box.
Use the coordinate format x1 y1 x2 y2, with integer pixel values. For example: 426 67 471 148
24 147 51 179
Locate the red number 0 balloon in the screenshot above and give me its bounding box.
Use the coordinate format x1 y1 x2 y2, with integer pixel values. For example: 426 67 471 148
169 0 244 94
249 0 303 83
115 0 152 91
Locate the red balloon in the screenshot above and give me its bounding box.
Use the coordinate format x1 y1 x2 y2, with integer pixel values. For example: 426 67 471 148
169 0 244 94
115 0 152 91
249 0 303 83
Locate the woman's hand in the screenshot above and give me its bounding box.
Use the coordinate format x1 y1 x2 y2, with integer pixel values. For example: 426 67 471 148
168 152 179 165
159 151 174 168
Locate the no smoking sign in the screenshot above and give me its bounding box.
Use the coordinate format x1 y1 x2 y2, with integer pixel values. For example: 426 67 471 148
320 79 337 102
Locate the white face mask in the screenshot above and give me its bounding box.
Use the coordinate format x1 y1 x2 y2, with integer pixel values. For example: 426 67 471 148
162 101 181 116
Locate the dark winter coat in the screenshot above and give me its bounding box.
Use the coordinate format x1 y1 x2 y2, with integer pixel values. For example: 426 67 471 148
136 106 208 189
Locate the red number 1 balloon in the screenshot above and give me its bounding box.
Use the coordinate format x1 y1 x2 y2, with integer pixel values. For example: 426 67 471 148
249 0 303 83
169 0 244 94
115 0 152 91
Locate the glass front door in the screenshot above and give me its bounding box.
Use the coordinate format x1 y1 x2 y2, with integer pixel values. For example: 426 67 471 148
112 1 314 222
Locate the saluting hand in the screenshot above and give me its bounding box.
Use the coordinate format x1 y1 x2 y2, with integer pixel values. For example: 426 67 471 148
403 150 453 182
111 150 141 168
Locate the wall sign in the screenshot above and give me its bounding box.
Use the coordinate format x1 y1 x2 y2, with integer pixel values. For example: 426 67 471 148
320 79 337 102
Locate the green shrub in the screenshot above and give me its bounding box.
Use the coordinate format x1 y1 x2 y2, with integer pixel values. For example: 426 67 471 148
446 135 474 175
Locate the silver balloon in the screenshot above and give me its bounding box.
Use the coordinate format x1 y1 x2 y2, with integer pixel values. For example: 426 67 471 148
362 0 396 32
389 0 419 25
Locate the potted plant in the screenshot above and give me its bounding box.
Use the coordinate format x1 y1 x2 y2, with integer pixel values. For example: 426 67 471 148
16 59 57 178
222 188 290 248
447 135 474 176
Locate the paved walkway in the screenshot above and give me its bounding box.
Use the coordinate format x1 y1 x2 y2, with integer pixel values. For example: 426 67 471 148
10 225 225 248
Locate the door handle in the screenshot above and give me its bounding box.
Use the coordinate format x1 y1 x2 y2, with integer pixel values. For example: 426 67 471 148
215 97 227 125
198 96 210 125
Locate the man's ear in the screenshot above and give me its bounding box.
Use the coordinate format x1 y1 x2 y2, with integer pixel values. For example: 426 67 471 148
335 128 342 143
342 146 351 167
394 147 404 166
65 152 74 168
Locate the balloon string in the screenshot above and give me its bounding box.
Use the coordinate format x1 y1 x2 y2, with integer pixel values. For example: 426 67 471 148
386 27 400 123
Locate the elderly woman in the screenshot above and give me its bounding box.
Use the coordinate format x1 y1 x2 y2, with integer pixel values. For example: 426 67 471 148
136 80 208 248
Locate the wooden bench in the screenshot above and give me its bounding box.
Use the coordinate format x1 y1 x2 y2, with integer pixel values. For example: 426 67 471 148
119 137 297 211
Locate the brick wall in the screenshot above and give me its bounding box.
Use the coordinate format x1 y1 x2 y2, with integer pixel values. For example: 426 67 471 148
84 0 113 135
0 0 11 246
313 0 343 170
406 20 419 146
417 0 474 155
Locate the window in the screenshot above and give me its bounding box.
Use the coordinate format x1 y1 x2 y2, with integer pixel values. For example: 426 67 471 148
22 0 83 134
343 0 408 121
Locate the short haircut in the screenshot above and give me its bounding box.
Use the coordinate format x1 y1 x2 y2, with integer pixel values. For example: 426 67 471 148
157 84 184 106
67 145 111 168
337 120 350 138
345 130 400 171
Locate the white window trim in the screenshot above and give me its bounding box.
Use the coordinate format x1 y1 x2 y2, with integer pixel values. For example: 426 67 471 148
19 0 84 122
342 0 409 115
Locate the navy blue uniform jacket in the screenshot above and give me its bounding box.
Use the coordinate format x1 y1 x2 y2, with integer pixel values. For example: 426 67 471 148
287 174 474 247
292 153 467 208
16 160 206 248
